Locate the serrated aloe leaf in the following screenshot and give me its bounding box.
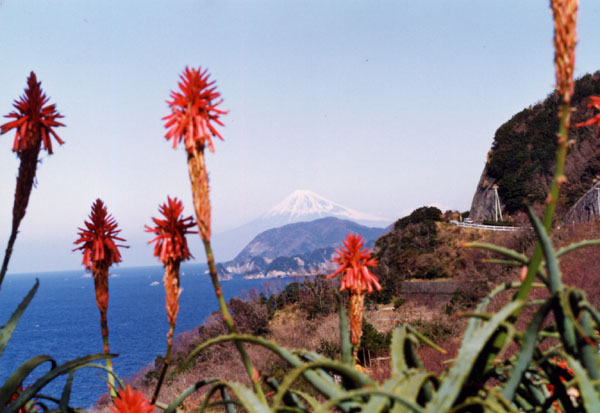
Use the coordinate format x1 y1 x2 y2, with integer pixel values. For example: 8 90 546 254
290 389 321 410
427 300 523 413
463 282 522 341
267 377 305 410
392 371 438 411
556 289 578 356
316 388 425 413
502 297 552 401
220 386 236 413
5 353 111 413
580 310 600 381
0 354 54 408
556 238 600 258
565 355 600 412
0 279 39 357
164 378 218 413
224 382 270 413
273 358 374 409
463 242 529 264
58 370 76 411
391 326 422 375
527 207 561 293
183 334 347 404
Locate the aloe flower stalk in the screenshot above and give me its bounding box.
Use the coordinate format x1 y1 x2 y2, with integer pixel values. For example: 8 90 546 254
145 196 196 403
481 0 581 382
163 66 265 401
517 0 578 301
74 199 127 395
0 72 65 288
327 233 380 360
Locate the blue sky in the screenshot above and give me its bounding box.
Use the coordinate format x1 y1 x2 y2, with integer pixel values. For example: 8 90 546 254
1 1 600 273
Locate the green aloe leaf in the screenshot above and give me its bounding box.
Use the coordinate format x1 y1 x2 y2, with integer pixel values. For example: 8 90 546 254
164 378 218 413
272 359 374 409
219 386 236 413
463 242 529 264
0 355 55 408
527 207 561 293
501 297 553 401
183 334 347 403
315 388 425 413
426 300 523 413
0 279 39 357
267 377 305 410
59 370 76 411
224 382 270 413
289 389 321 410
337 293 352 366
5 353 112 413
391 326 421 375
556 238 600 258
565 355 600 412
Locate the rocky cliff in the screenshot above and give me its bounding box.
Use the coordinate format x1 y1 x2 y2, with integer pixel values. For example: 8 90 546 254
469 163 502 221
564 181 600 225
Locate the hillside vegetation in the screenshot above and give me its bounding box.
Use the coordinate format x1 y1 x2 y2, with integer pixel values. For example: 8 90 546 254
486 71 600 214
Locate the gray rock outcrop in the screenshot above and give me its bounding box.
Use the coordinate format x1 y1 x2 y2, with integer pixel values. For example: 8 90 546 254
564 181 600 225
469 163 504 222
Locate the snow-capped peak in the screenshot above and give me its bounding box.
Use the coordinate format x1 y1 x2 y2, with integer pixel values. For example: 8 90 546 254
263 189 387 224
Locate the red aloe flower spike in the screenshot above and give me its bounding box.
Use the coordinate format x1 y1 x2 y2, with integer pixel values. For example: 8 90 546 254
145 196 197 265
576 96 600 131
327 233 381 294
146 197 196 403
163 66 227 153
73 199 127 397
0 72 65 289
327 233 380 350
111 386 154 413
1 71 65 155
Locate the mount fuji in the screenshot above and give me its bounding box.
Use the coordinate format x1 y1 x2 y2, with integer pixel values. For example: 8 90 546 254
211 190 390 262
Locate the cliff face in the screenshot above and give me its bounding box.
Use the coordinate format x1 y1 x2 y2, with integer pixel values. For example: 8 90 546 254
469 72 600 221
469 163 503 221
564 181 600 225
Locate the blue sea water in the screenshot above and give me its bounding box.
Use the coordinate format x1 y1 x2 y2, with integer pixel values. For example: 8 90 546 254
0 265 292 409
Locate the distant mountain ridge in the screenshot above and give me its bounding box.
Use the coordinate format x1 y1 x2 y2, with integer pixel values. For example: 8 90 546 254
221 217 386 279
211 190 390 262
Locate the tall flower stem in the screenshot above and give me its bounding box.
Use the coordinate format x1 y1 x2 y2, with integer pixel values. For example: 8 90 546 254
186 148 265 401
485 0 577 373
151 260 181 404
94 266 116 397
0 142 41 288
151 322 174 404
203 237 266 402
517 101 571 300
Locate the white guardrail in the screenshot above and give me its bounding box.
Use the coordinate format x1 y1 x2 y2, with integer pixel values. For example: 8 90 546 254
449 220 531 232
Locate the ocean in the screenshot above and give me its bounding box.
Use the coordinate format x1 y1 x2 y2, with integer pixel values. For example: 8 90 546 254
0 265 293 409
